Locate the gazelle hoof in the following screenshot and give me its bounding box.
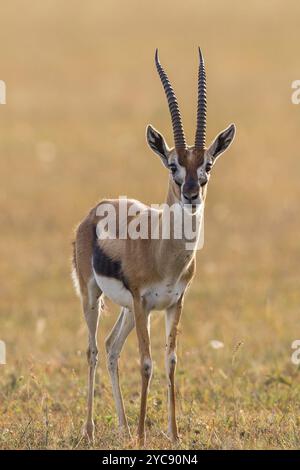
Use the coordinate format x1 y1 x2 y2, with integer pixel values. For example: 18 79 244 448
167 429 180 444
138 434 146 448
83 421 95 443
119 425 131 440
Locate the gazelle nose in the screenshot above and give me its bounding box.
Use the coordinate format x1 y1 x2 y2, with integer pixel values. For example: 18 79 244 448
183 192 198 202
182 180 200 201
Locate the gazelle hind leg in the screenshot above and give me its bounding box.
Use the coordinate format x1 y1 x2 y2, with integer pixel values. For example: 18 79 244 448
83 277 102 442
105 307 135 435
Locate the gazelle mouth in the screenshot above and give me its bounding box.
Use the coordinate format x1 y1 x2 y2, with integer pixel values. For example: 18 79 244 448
180 200 202 211
182 196 201 206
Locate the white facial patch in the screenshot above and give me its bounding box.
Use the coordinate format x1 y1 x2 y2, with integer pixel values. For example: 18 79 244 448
171 156 186 184
197 166 206 180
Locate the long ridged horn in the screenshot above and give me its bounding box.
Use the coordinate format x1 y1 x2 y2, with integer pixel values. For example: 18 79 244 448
195 47 207 150
155 49 186 150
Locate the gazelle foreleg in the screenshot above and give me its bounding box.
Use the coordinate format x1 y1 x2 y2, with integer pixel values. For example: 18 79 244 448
133 298 152 446
105 307 135 436
82 278 102 442
165 296 183 441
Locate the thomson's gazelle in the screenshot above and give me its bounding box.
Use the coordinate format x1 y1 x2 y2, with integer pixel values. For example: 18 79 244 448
72 49 236 445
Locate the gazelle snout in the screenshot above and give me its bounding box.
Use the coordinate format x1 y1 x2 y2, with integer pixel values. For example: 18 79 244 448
182 178 201 205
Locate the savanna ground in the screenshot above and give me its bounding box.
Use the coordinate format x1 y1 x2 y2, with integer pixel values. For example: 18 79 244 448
0 0 300 450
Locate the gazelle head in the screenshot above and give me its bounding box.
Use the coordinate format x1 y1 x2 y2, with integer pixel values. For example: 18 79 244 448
147 48 236 207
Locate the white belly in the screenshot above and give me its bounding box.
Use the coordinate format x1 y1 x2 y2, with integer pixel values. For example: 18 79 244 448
141 281 186 311
94 272 133 309
94 272 186 312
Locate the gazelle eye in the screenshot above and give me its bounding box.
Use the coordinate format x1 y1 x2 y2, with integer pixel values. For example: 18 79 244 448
205 162 212 173
169 164 177 174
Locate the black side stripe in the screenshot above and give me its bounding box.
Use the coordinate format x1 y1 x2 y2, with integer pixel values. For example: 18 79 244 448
92 227 130 291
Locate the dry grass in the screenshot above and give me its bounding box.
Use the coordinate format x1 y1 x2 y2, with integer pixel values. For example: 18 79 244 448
0 0 300 449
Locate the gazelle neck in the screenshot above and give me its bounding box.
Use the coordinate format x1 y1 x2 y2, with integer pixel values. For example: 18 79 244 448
156 176 203 278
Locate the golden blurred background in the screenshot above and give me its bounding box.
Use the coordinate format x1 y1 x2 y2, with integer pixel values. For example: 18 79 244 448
0 0 300 449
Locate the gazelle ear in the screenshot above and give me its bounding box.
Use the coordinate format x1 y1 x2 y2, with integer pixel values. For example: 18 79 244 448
207 123 236 162
146 125 170 168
